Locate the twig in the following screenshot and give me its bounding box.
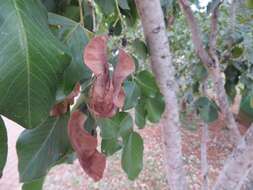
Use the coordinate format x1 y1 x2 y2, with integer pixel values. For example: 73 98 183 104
78 0 84 26
89 0 96 32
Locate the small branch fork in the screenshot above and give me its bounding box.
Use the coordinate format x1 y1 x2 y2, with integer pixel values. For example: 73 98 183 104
178 0 241 143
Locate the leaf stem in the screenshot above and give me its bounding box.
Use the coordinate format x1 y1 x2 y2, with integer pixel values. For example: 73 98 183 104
78 0 84 27
114 0 123 23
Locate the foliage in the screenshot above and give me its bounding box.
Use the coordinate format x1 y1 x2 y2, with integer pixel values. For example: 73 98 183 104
0 0 252 189
0 0 164 188
0 117 7 178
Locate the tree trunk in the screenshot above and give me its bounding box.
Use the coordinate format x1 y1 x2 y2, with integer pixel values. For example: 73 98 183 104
213 124 253 190
135 0 187 189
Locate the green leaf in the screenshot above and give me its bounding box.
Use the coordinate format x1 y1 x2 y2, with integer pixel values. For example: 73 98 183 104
231 46 244 58
95 0 116 15
0 0 71 128
145 95 165 123
42 0 69 12
17 114 72 182
48 13 91 95
98 117 119 139
121 132 143 180
62 5 80 21
108 19 122 36
195 97 219 123
101 139 122 156
0 117 7 178
193 63 208 81
135 70 160 97
118 0 130 9
120 0 138 27
246 0 253 8
22 177 45 190
135 99 147 129
99 112 133 139
84 113 96 134
132 39 148 60
82 0 94 31
123 81 141 110
224 64 240 101
250 96 253 108
117 112 133 138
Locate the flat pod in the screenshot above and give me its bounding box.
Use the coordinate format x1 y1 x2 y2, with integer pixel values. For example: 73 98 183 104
83 35 135 117
68 111 106 181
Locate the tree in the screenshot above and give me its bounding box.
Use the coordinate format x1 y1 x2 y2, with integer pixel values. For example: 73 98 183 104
135 0 187 189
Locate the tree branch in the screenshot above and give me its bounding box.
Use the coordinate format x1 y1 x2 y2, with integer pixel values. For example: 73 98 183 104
209 1 222 66
178 0 214 67
213 123 253 190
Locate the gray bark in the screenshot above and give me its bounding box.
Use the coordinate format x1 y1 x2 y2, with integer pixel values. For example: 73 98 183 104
213 124 253 190
135 0 187 189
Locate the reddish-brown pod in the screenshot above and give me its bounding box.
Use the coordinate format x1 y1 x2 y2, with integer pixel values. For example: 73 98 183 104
83 35 135 118
68 111 106 181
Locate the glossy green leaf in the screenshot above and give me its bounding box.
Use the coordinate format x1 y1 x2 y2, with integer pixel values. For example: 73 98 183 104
22 177 45 190
0 0 71 128
123 81 141 110
48 13 91 95
118 0 130 9
135 70 160 97
145 95 165 123
101 139 122 156
195 97 219 123
95 0 116 15
99 112 133 139
135 99 147 129
0 117 7 178
132 39 148 60
17 114 72 182
121 132 143 180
